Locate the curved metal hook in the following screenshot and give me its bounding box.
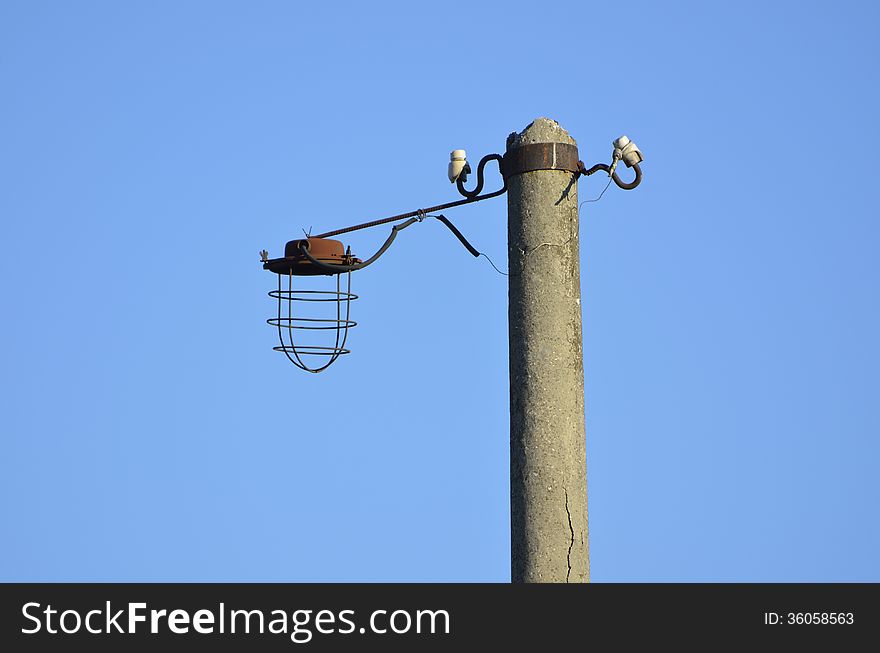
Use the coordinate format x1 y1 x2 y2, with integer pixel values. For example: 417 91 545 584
456 153 506 199
578 161 642 191
611 162 642 190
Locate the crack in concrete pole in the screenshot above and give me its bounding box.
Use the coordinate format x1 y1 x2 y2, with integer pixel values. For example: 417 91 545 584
564 489 574 583
508 118 589 583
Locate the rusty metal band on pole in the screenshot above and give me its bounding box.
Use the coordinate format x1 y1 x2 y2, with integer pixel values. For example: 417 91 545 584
501 142 581 179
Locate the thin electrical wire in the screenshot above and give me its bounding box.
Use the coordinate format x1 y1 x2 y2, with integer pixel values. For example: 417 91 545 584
480 252 508 276
425 213 507 277
579 176 614 210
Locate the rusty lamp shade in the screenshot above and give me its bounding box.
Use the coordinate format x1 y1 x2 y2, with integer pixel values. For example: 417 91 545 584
263 237 359 373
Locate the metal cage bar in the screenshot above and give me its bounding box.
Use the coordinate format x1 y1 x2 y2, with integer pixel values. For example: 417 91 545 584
267 271 357 373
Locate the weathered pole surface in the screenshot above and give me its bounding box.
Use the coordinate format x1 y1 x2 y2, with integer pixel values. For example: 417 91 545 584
507 118 589 582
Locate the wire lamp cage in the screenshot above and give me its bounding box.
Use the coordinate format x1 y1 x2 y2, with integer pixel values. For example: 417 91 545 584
262 237 359 373
261 136 643 373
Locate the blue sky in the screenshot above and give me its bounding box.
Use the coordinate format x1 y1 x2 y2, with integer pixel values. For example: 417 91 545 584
1 1 878 581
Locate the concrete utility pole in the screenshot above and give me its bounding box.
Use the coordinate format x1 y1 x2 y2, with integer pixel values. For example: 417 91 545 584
507 118 589 583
